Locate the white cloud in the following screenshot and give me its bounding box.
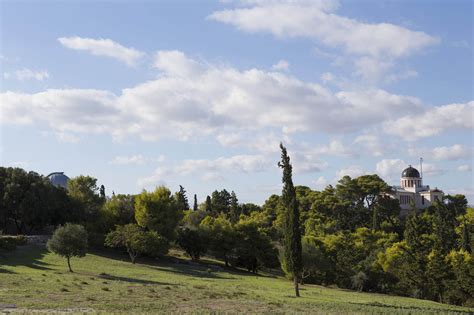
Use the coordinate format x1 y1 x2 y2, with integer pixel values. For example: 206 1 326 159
376 158 407 180
271 59 290 71
320 72 335 83
56 132 80 143
409 144 472 161
58 36 145 66
313 176 328 189
312 140 356 157
335 165 364 178
384 102 474 140
353 134 389 157
209 1 439 59
110 154 165 165
138 154 271 186
4 68 49 81
385 69 418 84
457 164 472 172
0 50 458 146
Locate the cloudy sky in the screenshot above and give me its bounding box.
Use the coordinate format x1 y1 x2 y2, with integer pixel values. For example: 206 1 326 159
1 0 473 204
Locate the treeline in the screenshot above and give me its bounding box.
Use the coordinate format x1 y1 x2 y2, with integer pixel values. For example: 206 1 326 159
0 166 472 306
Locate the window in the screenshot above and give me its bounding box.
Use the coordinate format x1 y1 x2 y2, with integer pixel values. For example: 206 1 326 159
422 196 425 205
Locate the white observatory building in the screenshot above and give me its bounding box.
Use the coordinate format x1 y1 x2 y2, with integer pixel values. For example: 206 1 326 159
389 161 444 213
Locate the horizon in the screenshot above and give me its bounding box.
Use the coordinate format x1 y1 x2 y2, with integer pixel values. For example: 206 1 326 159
1 0 473 204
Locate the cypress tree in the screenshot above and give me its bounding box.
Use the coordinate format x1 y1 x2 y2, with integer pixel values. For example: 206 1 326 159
205 195 212 213
461 221 471 253
278 143 302 297
176 185 189 210
100 185 106 199
193 194 198 211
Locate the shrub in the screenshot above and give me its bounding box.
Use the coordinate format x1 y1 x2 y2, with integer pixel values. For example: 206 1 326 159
47 224 88 272
0 235 28 251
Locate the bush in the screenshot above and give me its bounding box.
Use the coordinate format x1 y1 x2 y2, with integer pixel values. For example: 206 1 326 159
0 235 28 251
47 224 88 272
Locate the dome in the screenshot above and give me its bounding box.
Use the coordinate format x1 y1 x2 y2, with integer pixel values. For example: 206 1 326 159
47 172 70 189
401 166 420 178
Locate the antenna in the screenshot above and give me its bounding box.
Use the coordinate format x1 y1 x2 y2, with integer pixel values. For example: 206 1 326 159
420 157 423 179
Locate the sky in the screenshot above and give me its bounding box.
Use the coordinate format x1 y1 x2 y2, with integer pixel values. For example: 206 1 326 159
1 0 473 204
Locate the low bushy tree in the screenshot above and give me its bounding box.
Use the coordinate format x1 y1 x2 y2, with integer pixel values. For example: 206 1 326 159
177 227 208 261
47 224 88 272
105 224 168 263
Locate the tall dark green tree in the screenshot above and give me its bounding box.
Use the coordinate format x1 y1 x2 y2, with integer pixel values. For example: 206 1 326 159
460 221 471 253
205 195 212 213
193 194 198 211
99 185 106 199
278 143 302 297
176 185 189 210
229 191 240 223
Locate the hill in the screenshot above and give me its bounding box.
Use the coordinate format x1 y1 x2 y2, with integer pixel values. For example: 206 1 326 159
0 245 472 314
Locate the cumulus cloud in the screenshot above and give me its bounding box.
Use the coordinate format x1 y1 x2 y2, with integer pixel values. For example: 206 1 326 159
1 50 430 143
384 102 474 140
209 1 438 58
209 0 439 83
335 165 365 178
311 140 357 157
457 164 472 172
138 154 271 186
409 144 472 161
376 158 444 182
58 36 145 66
110 154 165 165
4 68 49 81
271 59 290 71
353 134 390 157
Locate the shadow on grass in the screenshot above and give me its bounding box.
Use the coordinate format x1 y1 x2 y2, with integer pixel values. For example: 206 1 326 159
0 246 51 270
97 272 177 286
350 302 473 314
91 247 271 280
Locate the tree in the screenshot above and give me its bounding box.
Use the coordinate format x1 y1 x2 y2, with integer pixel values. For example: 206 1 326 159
193 194 198 211
99 185 106 199
205 195 212 213
135 186 183 240
200 216 238 267
175 185 189 211
47 224 88 272
460 221 471 253
67 176 104 230
229 191 240 223
177 227 208 261
105 224 168 263
278 143 302 297
101 194 135 232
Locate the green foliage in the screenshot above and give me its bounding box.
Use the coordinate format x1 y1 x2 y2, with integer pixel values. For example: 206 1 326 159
134 186 183 240
200 215 237 266
0 167 74 234
105 224 169 263
67 176 104 231
193 194 198 211
177 227 208 261
47 224 88 272
101 194 135 233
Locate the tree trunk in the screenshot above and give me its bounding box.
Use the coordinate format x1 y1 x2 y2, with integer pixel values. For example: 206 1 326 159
294 276 300 297
67 257 73 272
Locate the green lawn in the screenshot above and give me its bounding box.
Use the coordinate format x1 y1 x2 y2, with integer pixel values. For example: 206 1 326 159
0 245 472 314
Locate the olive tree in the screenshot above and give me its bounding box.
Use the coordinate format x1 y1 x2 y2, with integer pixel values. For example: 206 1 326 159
47 224 88 272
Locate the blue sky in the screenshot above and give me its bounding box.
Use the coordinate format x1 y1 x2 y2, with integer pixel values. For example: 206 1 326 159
1 0 472 204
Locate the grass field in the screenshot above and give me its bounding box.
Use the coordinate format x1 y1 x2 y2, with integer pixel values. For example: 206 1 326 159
1 244 473 314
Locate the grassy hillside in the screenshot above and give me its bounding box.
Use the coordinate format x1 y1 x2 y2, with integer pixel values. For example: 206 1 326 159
0 245 472 314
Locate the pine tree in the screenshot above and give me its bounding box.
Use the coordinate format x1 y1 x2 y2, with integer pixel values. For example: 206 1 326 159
230 191 240 223
193 194 198 211
278 143 302 297
176 185 189 210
